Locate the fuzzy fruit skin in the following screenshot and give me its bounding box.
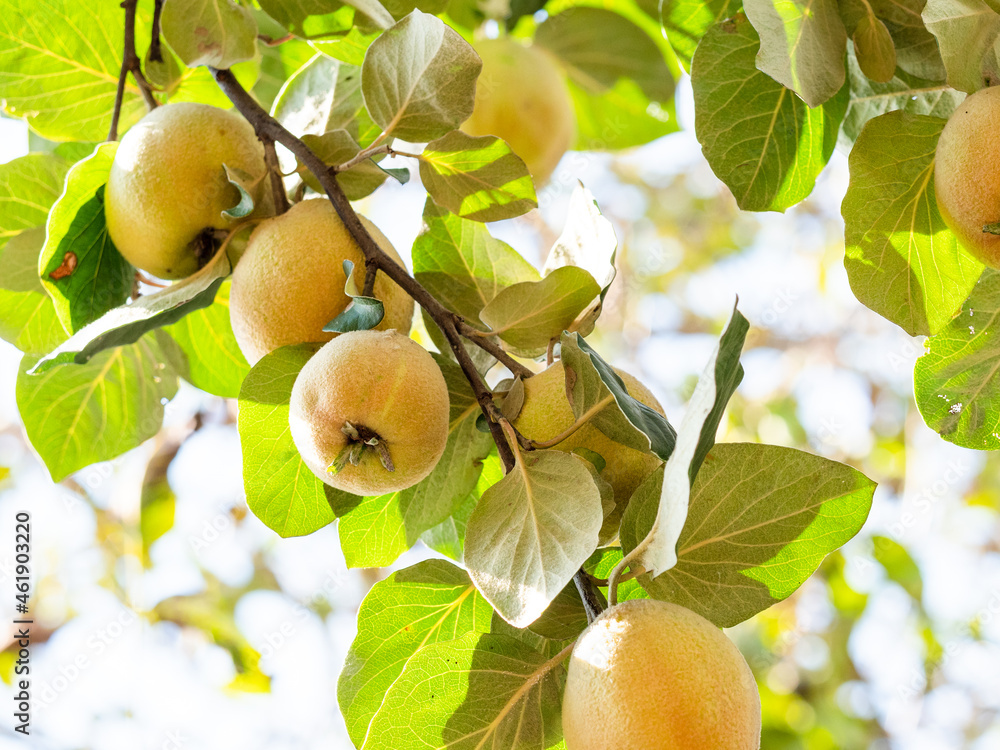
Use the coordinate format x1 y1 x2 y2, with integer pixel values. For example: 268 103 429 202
462 39 575 184
513 363 663 507
562 599 761 750
288 330 449 495
935 86 1000 268
229 199 415 366
105 102 270 280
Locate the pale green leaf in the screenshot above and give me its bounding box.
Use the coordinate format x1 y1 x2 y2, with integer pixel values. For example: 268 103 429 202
478 266 600 351
420 452 502 561
839 0 945 81
692 15 847 212
842 111 983 336
914 268 1000 449
16 334 180 481
465 450 603 627
38 142 133 334
338 559 494 747
419 131 537 222
620 443 876 627
271 54 378 146
922 0 1000 93
620 303 747 577
161 0 258 69
744 0 848 106
258 0 354 36
361 10 480 141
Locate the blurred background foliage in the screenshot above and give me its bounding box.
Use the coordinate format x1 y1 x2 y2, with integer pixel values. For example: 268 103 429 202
2 79 1000 749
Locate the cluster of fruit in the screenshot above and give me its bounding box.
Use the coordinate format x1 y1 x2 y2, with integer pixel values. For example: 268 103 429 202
104 95 761 750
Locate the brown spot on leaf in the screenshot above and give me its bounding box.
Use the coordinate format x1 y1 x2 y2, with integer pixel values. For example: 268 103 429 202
48 252 77 280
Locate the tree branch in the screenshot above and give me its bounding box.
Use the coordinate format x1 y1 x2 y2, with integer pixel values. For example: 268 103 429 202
109 0 158 142
210 66 516 471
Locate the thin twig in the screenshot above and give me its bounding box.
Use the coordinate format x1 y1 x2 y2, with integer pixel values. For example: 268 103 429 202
109 0 157 141
334 143 392 173
362 259 379 297
210 67 516 471
149 0 165 63
454 321 534 379
261 137 290 215
573 569 605 623
259 32 295 46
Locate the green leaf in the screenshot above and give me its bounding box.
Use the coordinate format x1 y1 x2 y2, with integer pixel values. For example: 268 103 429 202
420 452 502 561
253 38 316 111
922 0 1000 93
419 131 537 222
338 559 495 747
310 25 382 67
221 165 256 219
690 302 749 479
567 76 679 152
542 184 617 336
692 14 848 212
161 0 258 69
618 303 747 577
38 143 133 334
300 130 388 200
165 280 250 399
842 111 983 336
465 450 603 627
744 0 848 107
528 579 605 641
654 0 743 70
840 46 961 146
840 0 945 82
337 359 494 566
854 13 897 83
271 54 379 146
16 334 180 481
536 7 675 104
478 267 600 351
324 259 385 333
238 344 347 537
620 442 876 627
559 333 677 460
361 632 569 750
31 244 232 373
140 440 179 566
361 10 480 141
872 535 923 601
412 199 539 325
0 0 146 141
913 268 1000 449
0 153 71 247
258 0 355 36
0 227 67 355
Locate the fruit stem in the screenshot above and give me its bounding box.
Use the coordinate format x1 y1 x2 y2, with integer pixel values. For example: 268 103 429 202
109 0 158 142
